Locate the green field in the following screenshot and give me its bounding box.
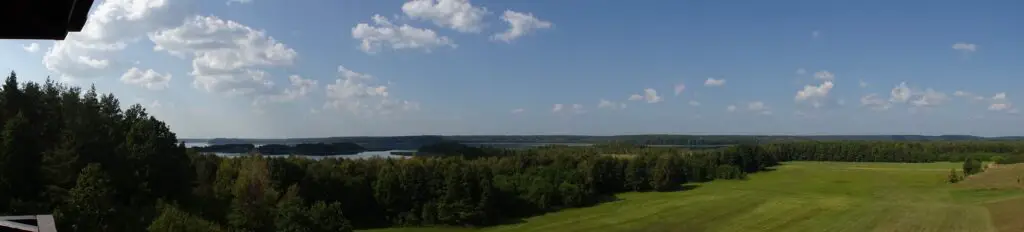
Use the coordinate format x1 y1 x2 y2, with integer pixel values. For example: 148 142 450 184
366 162 1024 232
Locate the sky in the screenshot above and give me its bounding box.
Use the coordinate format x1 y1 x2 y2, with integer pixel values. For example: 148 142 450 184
1 0 1023 138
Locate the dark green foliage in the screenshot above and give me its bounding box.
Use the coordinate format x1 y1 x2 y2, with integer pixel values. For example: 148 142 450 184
962 158 983 176
147 204 225 232
308 201 353 232
56 164 117 232
275 185 311 232
991 155 1006 164
948 169 961 183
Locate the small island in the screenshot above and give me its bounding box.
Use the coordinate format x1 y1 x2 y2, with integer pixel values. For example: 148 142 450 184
191 142 366 156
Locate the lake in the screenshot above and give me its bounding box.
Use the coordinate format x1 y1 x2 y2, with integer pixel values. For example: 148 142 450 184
182 142 731 159
183 142 410 160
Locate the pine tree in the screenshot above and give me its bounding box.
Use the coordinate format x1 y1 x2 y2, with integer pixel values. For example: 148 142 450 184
0 111 43 212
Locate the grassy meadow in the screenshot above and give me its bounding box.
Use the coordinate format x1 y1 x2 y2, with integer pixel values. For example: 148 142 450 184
366 161 1024 232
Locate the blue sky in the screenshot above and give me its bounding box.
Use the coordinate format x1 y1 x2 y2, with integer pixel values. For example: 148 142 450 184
1 0 1022 138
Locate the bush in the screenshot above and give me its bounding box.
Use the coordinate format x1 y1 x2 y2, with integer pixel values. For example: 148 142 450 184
991 156 1006 164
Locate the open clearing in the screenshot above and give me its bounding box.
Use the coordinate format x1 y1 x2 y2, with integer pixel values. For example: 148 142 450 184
366 162 1024 232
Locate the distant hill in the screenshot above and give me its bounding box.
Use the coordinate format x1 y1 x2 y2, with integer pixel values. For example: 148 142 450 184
180 134 1024 147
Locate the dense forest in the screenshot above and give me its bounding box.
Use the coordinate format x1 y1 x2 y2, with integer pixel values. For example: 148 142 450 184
1 72 1023 231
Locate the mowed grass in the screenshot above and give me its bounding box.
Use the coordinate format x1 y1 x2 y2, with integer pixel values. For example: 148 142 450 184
366 162 1024 232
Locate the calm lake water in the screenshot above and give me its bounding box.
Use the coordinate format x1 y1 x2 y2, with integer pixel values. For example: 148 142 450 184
182 142 730 159
183 142 410 160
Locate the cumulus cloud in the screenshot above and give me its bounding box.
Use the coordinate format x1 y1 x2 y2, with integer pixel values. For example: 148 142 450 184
747 101 767 111
889 82 912 103
120 67 172 90
572 104 585 113
909 88 947 107
402 0 489 33
674 83 686 96
598 99 626 110
511 108 524 114
226 0 251 5
796 68 806 75
794 81 834 108
989 103 1011 111
492 10 552 43
323 66 419 116
952 42 977 53
149 15 298 96
992 92 1006 101
863 82 951 110
726 105 736 112
552 104 563 112
43 0 193 80
704 78 725 87
859 80 868 88
813 70 834 80
22 43 40 53
987 92 1016 113
628 88 662 103
860 93 891 110
953 90 986 102
688 100 700 106
352 14 456 54
253 75 318 106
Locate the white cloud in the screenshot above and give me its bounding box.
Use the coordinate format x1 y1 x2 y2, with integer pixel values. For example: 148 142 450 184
889 82 912 103
688 100 700 106
989 103 1011 111
726 105 736 112
859 80 868 88
813 70 834 80
492 10 552 43
401 0 489 33
352 14 456 54
511 108 524 114
909 88 948 107
953 90 987 103
704 78 726 87
323 66 418 116
149 15 298 96
572 104 585 113
628 88 662 103
952 42 977 53
674 83 686 96
254 75 318 105
120 67 172 90
43 0 193 80
22 43 40 53
747 101 767 111
552 104 563 112
795 81 834 108
598 99 626 110
860 93 891 110
992 92 1006 101
226 0 251 5
796 68 806 75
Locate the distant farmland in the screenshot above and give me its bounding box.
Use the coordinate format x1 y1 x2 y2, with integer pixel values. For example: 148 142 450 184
368 162 1024 232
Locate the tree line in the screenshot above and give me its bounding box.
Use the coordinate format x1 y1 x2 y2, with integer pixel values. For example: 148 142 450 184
1 72 1022 231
